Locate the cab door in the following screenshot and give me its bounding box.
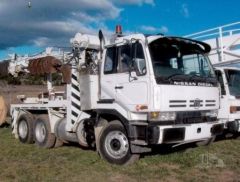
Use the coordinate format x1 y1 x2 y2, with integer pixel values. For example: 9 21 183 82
100 42 149 111
114 42 149 111
100 46 118 101
215 70 229 119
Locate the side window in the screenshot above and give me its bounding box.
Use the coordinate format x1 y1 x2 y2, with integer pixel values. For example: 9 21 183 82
104 47 117 74
135 42 145 59
215 70 226 95
118 44 131 73
133 42 147 75
104 42 146 75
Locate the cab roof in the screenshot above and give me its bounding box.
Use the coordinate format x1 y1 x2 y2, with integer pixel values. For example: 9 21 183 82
111 33 211 53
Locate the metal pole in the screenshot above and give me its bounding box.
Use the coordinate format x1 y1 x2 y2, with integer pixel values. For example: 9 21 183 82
47 73 53 92
219 27 224 62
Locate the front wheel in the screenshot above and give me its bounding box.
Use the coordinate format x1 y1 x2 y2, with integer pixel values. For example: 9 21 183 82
98 121 139 165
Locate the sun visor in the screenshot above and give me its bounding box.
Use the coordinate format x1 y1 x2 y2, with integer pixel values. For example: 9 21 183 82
149 36 211 54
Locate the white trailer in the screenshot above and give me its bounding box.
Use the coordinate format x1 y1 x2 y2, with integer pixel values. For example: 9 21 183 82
186 22 240 135
10 26 223 165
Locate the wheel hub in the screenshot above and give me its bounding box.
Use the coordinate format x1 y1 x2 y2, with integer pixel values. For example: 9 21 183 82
18 120 28 139
110 139 121 151
105 131 129 159
35 122 46 143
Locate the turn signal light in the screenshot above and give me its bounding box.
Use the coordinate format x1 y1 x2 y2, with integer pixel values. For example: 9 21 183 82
150 112 160 119
136 104 148 111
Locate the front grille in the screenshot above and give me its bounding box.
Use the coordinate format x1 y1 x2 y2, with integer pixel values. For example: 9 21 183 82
175 111 216 124
169 99 216 108
189 100 203 107
205 100 216 107
169 100 187 108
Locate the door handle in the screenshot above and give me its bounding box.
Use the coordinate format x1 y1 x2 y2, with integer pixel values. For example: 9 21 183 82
115 86 124 89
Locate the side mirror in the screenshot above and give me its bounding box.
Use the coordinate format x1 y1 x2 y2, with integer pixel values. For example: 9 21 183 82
133 58 146 76
129 40 146 77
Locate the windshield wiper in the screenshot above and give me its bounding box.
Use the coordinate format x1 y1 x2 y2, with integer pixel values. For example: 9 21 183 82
155 76 171 83
189 74 204 81
166 73 189 81
190 73 217 80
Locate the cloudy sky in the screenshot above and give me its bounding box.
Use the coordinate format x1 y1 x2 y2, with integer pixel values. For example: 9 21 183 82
0 0 239 59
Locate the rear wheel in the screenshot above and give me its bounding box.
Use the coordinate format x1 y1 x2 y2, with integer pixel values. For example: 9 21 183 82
77 119 95 148
76 120 89 147
17 114 34 144
98 121 139 165
34 115 56 148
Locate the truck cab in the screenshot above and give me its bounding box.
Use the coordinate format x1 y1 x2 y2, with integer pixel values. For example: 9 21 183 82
215 66 240 133
98 33 223 150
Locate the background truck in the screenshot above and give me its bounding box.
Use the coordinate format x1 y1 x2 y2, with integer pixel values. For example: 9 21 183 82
8 26 223 165
186 22 240 136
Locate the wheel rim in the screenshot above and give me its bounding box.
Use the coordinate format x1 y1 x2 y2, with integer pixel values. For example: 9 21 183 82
104 131 129 159
18 120 28 139
35 122 46 143
77 121 88 145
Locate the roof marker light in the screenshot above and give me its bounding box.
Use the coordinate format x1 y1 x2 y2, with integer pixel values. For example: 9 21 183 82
115 25 122 35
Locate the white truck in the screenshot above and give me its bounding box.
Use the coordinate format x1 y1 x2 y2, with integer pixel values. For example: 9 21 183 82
215 66 240 135
186 22 240 136
9 26 223 165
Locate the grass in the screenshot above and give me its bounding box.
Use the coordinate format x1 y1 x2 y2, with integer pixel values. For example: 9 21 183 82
0 126 239 182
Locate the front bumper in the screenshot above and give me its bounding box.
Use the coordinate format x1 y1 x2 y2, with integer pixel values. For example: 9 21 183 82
158 122 223 144
128 121 224 145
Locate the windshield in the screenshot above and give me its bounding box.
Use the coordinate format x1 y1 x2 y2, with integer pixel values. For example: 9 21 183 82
149 37 216 84
225 69 240 96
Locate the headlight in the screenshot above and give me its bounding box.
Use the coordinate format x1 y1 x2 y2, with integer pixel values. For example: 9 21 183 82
148 112 176 121
201 110 218 117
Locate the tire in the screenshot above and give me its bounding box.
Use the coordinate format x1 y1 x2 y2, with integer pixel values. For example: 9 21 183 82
233 133 240 140
34 115 56 148
196 136 216 147
98 121 139 165
77 119 95 148
76 120 89 147
54 138 64 148
17 114 34 144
